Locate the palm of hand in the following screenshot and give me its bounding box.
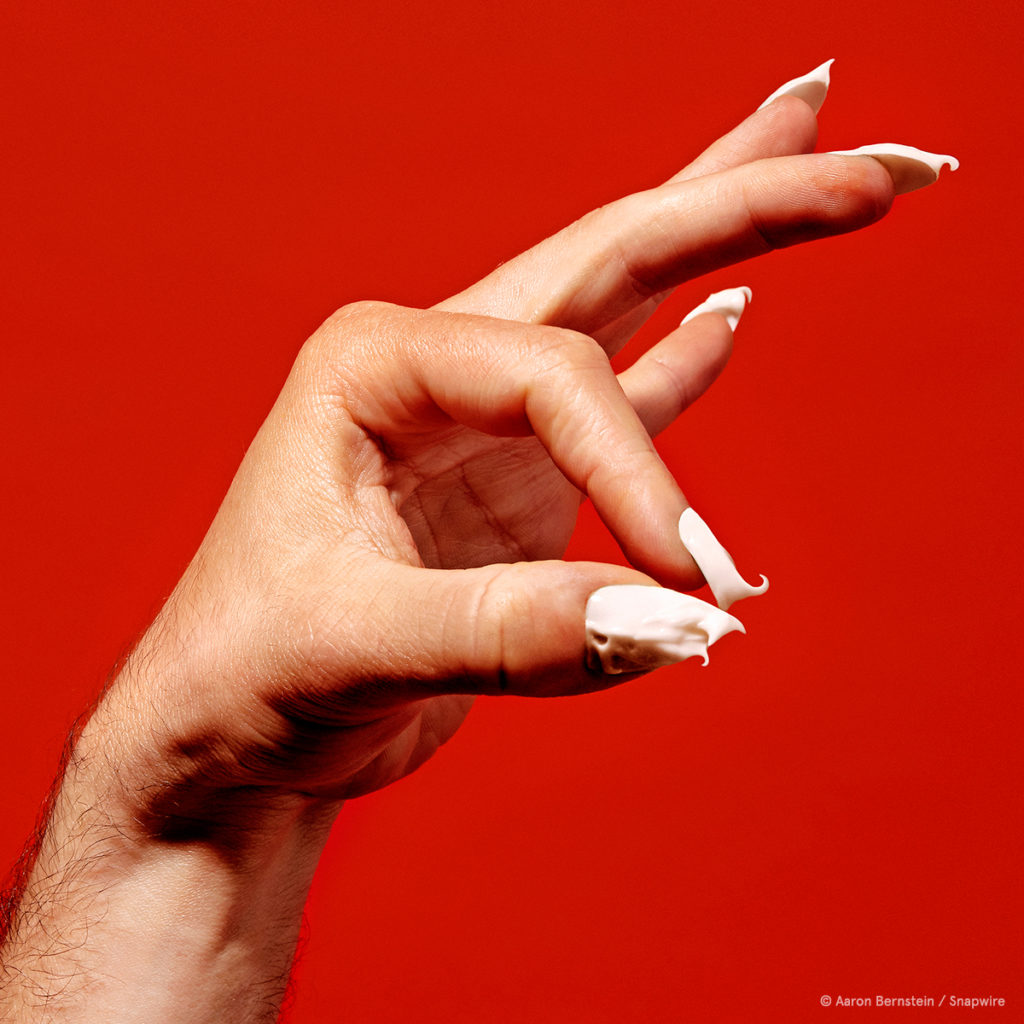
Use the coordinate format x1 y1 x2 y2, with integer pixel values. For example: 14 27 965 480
294 282 689 799
327 431 583 799
390 431 583 569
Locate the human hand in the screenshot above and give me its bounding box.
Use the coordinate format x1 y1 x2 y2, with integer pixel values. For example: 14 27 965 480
3 61 962 1021
97 75 954 819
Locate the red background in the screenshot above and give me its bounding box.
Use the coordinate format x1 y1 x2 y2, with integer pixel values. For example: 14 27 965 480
2 2 1021 1021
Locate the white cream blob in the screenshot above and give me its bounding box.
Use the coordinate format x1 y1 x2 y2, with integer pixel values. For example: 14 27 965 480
583 510 767 674
678 508 769 611
585 585 744 674
757 59 834 113
827 144 959 194
681 286 752 331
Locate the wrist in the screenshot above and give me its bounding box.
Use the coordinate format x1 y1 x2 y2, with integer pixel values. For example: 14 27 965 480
1 648 340 1023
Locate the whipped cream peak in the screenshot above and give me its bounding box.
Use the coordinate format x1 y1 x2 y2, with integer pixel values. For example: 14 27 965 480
585 585 744 674
758 59 834 114
681 286 752 331
678 508 769 611
828 144 959 194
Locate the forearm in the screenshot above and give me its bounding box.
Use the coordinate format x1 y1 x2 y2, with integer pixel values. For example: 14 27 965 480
0 664 338 1024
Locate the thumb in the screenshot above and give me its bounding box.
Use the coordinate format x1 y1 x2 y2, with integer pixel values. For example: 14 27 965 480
351 559 659 701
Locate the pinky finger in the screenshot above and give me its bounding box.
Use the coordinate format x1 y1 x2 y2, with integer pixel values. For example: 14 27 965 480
618 287 750 437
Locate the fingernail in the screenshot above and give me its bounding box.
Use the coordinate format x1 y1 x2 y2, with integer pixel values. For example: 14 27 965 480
678 508 769 611
757 59 834 114
827 143 960 195
585 585 744 674
681 286 753 331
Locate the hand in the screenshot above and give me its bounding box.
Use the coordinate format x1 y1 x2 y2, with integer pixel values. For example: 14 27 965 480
101 93 901 815
3 81 932 1022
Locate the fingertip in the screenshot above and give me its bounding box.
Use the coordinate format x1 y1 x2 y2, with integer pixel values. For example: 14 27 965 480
824 151 898 222
744 152 896 249
622 315 733 438
754 92 821 151
475 560 666 697
679 312 736 367
674 93 819 184
613 500 707 595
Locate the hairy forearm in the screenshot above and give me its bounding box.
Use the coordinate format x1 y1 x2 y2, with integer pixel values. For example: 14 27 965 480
0 664 338 1024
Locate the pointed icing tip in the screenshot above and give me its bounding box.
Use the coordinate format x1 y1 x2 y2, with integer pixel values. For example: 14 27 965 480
828 143 959 194
678 508 769 611
758 59 834 114
584 585 744 674
681 286 753 332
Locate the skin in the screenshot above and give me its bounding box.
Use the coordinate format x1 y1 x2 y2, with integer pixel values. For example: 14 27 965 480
0 94 908 1021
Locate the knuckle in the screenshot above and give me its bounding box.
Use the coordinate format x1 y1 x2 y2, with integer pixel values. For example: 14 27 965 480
530 323 607 374
465 565 533 693
326 298 393 328
320 300 396 351
301 300 399 379
570 192 666 301
461 569 508 676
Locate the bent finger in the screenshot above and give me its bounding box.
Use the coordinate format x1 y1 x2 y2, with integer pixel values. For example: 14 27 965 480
335 306 699 586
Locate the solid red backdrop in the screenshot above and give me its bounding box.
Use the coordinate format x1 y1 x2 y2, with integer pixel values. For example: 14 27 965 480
2 2 1020 1021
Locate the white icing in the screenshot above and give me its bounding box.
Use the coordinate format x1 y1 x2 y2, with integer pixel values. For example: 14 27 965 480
827 144 959 194
585 585 744 674
757 59 834 113
678 508 768 611
681 286 752 331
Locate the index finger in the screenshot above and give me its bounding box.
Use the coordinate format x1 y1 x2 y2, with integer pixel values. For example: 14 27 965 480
332 304 698 587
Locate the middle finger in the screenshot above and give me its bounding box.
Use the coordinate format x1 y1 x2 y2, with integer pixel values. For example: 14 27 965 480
437 151 894 344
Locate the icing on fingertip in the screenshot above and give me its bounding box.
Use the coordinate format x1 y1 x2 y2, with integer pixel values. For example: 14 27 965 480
757 59 834 114
585 585 745 674
827 144 959 195
678 508 769 611
681 286 753 332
